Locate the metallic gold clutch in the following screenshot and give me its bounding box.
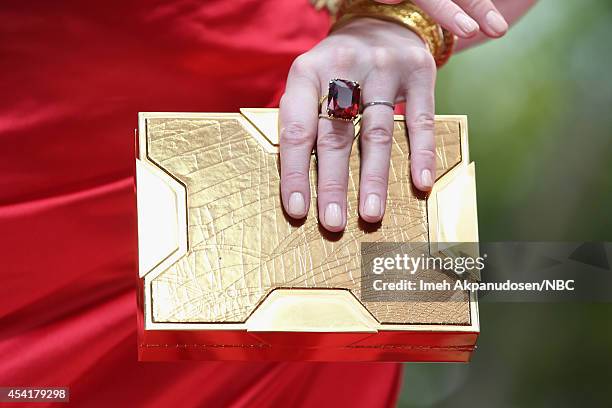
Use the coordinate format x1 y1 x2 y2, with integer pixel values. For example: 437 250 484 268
136 109 479 361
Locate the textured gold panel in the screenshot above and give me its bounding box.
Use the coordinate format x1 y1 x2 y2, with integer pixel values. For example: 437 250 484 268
145 116 467 324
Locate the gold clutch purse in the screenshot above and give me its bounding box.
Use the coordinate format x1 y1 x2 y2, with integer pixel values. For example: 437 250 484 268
136 109 479 361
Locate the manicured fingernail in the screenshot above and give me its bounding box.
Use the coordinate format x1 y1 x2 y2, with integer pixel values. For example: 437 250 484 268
288 192 305 216
364 194 382 219
454 13 478 36
486 10 508 35
421 169 433 189
325 203 343 228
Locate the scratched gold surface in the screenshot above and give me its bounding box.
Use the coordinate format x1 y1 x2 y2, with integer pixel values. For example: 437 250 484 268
146 116 469 324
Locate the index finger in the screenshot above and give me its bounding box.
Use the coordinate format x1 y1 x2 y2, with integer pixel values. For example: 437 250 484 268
279 57 319 219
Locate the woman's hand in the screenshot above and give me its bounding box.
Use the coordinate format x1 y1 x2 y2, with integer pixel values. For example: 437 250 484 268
375 0 508 38
279 18 438 231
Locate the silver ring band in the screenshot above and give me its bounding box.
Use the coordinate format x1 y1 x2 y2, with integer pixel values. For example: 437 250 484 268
361 101 395 112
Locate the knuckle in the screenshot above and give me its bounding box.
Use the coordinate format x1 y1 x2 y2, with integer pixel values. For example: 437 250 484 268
362 173 388 188
280 122 314 146
282 169 309 183
430 0 450 17
407 47 436 71
411 112 436 132
412 148 436 162
362 126 393 145
332 46 357 69
318 131 352 150
289 54 314 77
318 179 346 194
372 47 395 70
464 0 489 13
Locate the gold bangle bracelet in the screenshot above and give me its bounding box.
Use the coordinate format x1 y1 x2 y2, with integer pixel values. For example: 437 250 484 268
332 0 456 67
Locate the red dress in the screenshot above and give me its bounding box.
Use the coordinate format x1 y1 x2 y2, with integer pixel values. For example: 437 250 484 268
0 0 402 406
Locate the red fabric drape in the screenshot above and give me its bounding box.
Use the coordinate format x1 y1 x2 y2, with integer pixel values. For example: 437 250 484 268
0 1 402 406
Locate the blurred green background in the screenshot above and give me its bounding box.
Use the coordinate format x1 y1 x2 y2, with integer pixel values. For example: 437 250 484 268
398 0 612 406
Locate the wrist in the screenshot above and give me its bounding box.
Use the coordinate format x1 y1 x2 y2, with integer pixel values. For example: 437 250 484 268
331 0 455 67
332 17 429 50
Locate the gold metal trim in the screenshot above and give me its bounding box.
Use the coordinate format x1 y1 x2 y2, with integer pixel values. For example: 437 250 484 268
246 289 379 333
136 160 186 278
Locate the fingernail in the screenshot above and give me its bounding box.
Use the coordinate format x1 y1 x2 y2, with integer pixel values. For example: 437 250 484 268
421 169 433 189
364 194 382 219
486 10 508 35
288 192 305 216
325 203 343 228
454 13 478 36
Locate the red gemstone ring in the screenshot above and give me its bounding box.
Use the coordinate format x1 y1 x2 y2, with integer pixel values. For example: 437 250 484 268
319 78 361 122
